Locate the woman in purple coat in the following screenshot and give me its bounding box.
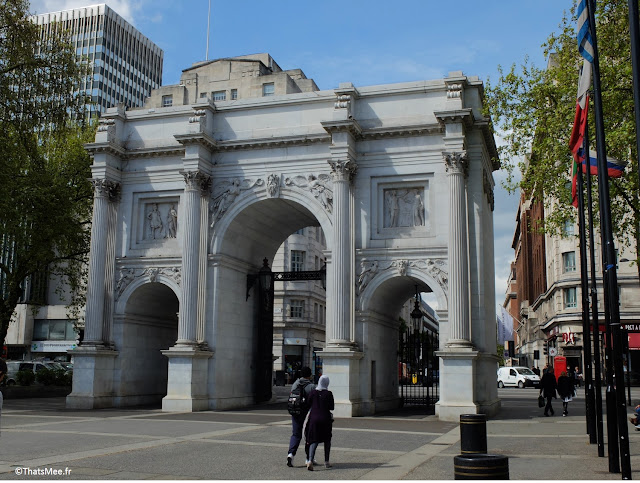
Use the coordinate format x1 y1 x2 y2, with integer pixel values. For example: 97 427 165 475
304 375 334 470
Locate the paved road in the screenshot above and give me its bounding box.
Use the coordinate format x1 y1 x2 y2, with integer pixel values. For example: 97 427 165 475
0 387 639 480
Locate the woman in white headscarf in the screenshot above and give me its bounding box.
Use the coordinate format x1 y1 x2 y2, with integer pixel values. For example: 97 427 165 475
304 374 334 470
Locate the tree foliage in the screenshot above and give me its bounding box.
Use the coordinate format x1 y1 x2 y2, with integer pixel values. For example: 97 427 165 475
0 0 95 346
485 0 639 244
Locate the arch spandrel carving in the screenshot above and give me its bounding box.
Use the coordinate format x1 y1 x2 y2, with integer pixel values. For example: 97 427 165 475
115 269 182 315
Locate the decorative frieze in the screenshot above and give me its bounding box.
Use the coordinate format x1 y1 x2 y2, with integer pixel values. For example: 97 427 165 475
266 173 280 198
356 258 449 296
209 178 264 226
284 174 333 213
115 266 182 300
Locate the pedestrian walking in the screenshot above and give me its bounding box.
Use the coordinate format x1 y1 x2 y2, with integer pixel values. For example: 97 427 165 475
557 370 575 416
539 367 557 416
304 374 334 471
286 366 315 467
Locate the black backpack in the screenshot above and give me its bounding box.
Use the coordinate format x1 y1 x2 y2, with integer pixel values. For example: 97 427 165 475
287 380 311 416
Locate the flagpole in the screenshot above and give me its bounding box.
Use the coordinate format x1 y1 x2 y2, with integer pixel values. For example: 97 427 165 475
585 117 605 457
205 0 212 61
577 132 596 442
628 0 640 285
586 0 631 477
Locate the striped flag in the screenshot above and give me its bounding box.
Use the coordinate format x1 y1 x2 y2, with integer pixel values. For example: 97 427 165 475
577 0 594 63
569 0 594 207
579 149 627 178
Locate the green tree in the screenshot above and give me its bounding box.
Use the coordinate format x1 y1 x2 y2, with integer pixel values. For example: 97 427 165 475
0 0 95 347
485 0 639 249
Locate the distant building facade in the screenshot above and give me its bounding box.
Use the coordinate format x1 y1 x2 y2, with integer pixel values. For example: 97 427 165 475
31 3 163 116
507 188 640 379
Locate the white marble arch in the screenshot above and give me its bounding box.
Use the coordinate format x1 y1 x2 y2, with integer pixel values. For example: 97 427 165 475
113 280 179 407
356 267 446 415
205 188 333 410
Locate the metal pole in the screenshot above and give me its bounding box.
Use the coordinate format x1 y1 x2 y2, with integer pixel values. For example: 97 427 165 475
586 119 605 457
627 0 640 284
577 135 596 442
205 0 212 61
587 0 631 477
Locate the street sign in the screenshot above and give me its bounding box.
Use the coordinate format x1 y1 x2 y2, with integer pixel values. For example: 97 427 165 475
548 347 558 357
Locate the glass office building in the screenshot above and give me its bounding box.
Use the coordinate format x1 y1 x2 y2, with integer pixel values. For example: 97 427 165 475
32 4 163 116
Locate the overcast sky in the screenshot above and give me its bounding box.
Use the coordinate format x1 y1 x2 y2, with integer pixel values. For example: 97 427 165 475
30 0 575 312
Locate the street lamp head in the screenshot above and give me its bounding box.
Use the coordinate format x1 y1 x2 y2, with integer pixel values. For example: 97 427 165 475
258 257 272 291
410 285 422 326
320 259 327 290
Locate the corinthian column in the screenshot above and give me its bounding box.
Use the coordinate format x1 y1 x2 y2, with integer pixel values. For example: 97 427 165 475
327 159 357 346
443 151 472 347
178 170 210 346
84 179 119 345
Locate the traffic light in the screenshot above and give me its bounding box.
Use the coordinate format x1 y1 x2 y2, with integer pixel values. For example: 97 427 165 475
543 341 548 356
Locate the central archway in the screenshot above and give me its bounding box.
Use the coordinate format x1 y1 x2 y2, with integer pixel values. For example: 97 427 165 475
206 191 333 410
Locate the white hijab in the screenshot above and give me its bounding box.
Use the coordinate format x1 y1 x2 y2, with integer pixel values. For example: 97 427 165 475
317 375 330 391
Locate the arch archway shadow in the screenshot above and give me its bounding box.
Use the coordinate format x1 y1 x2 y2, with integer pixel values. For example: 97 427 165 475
113 281 179 407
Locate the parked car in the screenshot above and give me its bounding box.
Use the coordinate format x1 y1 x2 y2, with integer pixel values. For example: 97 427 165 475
497 366 540 388
4 360 66 386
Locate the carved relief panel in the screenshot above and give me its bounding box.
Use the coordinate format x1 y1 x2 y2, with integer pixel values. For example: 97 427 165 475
371 175 432 240
130 192 181 252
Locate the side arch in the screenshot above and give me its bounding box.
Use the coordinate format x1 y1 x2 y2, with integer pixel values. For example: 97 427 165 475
115 275 181 316
359 265 448 315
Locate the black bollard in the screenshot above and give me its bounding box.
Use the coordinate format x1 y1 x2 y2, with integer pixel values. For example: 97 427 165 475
454 454 509 480
460 414 487 454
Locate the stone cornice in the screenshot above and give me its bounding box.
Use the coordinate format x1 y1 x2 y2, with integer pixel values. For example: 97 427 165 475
217 133 330 151
85 142 127 157
321 119 363 137
360 123 443 139
174 132 218 151
434 108 474 128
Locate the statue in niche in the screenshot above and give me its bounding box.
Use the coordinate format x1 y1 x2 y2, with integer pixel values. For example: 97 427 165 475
166 204 178 238
413 191 425 226
357 259 379 295
147 203 163 239
210 178 264 226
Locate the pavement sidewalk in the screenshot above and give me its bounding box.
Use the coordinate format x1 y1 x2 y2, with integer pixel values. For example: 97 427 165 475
0 387 638 480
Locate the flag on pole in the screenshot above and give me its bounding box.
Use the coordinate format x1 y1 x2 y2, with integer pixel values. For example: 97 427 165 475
497 306 514 345
569 0 594 207
577 0 594 63
579 149 627 177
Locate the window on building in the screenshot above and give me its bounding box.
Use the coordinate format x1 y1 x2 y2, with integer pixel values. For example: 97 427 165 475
262 83 275 96
200 92 208 99
290 300 305 318
295 228 305 235
32 319 77 341
291 250 305 272
213 90 226 101
231 89 238 100
563 287 577 308
562 251 576 273
562 219 575 236
162 94 172 107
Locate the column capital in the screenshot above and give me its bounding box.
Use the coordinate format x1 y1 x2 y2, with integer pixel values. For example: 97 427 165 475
180 170 211 194
91 178 120 201
443 151 469 178
328 159 358 182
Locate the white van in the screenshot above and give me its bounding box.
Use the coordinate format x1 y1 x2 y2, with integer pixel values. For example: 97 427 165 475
497 366 540 388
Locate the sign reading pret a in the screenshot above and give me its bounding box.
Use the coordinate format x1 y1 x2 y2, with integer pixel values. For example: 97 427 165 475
622 324 640 332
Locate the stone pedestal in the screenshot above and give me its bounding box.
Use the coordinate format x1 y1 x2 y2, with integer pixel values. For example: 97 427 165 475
66 347 118 409
161 347 213 412
319 348 364 417
435 348 479 421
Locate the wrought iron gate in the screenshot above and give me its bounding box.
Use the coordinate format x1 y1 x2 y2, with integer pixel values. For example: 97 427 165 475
398 324 439 410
